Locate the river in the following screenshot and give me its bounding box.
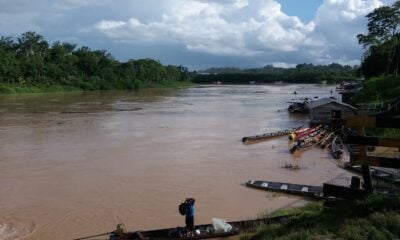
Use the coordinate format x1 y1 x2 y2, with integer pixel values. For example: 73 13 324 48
0 84 350 240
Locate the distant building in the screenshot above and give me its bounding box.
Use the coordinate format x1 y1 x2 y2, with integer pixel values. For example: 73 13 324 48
306 98 357 123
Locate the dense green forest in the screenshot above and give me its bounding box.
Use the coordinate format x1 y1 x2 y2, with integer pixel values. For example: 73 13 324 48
193 64 358 84
0 32 191 93
354 1 400 103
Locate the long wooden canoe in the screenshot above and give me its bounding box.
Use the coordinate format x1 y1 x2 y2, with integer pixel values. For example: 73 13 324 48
331 135 344 159
343 163 400 185
109 215 294 240
289 124 322 140
289 130 327 153
246 180 324 199
242 125 303 143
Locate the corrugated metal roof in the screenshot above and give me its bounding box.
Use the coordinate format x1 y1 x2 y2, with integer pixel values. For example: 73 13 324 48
306 97 357 110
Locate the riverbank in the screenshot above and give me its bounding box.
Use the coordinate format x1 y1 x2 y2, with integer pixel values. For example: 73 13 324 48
243 194 400 240
0 80 193 94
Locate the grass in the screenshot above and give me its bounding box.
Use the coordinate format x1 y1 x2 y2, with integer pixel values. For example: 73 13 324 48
0 83 82 94
366 127 400 138
242 194 400 240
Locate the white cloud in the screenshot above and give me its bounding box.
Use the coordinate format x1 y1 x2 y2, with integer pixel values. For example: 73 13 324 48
93 0 385 65
0 0 392 67
96 20 125 31
315 0 382 23
272 62 296 68
53 0 110 10
309 0 384 64
94 0 314 57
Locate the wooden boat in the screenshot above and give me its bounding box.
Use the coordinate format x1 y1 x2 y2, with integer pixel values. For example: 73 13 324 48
289 125 322 140
242 130 291 143
343 163 400 185
295 125 323 139
287 101 307 113
330 135 344 159
335 82 362 93
298 128 325 141
289 129 326 153
289 127 310 140
242 125 303 143
107 215 294 240
319 132 334 149
246 180 324 199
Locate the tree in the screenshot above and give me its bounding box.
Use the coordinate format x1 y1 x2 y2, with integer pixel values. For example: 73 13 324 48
0 36 16 52
357 1 400 76
45 41 78 82
15 32 49 82
0 36 20 84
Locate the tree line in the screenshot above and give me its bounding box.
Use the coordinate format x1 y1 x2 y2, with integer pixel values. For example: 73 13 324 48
0 32 191 92
354 0 400 102
193 63 358 84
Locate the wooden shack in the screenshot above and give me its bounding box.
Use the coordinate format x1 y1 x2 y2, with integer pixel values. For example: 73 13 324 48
306 98 357 123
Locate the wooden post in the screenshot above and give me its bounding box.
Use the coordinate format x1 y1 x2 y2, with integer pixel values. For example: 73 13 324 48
361 166 373 193
356 126 373 193
351 176 361 189
341 116 400 195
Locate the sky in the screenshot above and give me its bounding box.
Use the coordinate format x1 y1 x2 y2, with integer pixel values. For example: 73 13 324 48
0 0 396 70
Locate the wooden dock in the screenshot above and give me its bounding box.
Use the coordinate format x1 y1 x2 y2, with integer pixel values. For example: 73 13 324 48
246 180 324 199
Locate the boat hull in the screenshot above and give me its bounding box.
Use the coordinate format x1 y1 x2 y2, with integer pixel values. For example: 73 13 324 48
110 215 294 240
246 180 324 199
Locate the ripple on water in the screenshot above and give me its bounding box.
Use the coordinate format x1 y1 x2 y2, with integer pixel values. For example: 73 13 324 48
0 219 35 240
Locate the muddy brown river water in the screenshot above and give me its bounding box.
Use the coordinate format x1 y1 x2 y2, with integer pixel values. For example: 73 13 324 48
0 84 351 240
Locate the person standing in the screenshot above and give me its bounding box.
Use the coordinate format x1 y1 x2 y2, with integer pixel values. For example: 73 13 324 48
184 198 195 233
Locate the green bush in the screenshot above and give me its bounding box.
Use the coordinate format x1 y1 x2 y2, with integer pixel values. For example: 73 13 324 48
244 195 400 240
0 84 16 93
355 77 400 102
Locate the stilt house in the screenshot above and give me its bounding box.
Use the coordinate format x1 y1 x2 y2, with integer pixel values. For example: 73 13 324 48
306 98 357 123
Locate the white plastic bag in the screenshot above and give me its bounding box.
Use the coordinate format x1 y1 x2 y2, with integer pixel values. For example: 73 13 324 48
212 218 232 233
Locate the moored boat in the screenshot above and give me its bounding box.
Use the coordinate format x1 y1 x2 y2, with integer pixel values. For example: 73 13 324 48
331 135 344 159
319 132 334 149
105 215 293 240
289 129 326 153
242 125 303 143
74 215 295 240
246 180 324 199
287 101 307 113
111 225 238 240
242 129 291 143
342 163 400 185
289 124 322 140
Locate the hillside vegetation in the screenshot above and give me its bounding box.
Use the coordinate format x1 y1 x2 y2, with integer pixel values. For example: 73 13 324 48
0 32 191 93
194 63 358 84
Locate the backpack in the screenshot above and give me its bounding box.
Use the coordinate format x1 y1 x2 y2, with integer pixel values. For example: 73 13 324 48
178 202 187 215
